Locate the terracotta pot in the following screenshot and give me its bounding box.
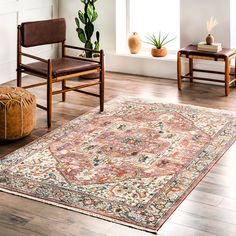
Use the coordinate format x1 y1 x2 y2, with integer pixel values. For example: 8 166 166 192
128 32 141 54
151 47 167 57
206 34 214 45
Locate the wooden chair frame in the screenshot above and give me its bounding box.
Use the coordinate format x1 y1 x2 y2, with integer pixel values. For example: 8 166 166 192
17 25 104 128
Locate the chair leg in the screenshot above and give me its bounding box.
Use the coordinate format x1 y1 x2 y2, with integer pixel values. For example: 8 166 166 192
17 69 22 87
99 67 104 112
17 26 22 87
47 83 52 128
100 82 104 112
99 70 104 112
62 79 66 102
99 50 105 112
47 60 53 128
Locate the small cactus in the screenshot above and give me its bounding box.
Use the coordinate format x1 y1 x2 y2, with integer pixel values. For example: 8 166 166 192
75 0 100 58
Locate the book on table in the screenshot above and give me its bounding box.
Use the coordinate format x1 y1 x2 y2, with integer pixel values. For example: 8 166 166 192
197 42 222 52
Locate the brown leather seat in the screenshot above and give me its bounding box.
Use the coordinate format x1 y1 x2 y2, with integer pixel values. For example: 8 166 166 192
179 44 236 59
21 58 100 77
17 18 105 128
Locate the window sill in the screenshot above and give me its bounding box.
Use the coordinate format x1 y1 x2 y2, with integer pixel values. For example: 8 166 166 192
110 51 177 62
106 51 178 79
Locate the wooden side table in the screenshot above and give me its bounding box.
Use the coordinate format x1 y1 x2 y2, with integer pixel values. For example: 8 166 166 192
177 45 236 96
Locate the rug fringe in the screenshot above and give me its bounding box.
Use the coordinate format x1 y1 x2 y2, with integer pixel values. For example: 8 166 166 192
0 187 158 234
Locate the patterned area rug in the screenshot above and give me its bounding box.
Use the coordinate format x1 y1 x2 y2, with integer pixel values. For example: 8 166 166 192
1 97 236 233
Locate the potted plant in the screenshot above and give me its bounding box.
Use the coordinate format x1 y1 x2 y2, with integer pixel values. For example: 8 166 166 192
75 0 100 58
145 32 176 57
206 16 218 45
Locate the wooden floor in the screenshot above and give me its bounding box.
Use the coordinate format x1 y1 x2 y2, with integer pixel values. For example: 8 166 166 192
1 72 236 236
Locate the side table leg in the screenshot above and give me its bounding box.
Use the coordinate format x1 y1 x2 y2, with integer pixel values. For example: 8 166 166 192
189 58 193 82
177 51 182 90
225 57 230 96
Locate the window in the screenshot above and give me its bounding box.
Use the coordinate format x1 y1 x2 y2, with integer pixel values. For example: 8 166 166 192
127 0 180 51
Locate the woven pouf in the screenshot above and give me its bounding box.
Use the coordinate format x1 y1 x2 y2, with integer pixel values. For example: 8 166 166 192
0 86 36 141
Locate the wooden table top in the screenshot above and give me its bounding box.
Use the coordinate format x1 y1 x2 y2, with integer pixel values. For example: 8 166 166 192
179 44 236 59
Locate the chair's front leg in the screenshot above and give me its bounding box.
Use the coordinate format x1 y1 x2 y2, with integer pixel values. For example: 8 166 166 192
17 69 22 87
99 50 105 112
47 60 53 128
17 26 22 87
62 79 66 102
99 81 104 112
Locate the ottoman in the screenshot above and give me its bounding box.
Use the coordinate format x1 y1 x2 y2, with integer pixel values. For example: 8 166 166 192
0 86 36 141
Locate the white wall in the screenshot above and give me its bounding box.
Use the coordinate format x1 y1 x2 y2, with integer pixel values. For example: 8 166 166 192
58 0 233 80
0 0 58 84
180 0 230 48
230 0 236 49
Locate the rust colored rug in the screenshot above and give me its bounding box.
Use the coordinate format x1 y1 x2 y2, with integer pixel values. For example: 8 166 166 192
1 97 236 233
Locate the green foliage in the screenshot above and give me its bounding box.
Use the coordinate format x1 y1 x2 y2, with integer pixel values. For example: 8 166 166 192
76 28 86 43
145 32 176 49
85 22 94 39
75 0 100 57
94 31 100 50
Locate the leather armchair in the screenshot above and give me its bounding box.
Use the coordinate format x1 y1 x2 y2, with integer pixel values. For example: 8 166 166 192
17 18 104 127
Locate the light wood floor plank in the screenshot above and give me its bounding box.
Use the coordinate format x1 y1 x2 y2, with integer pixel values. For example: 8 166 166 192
169 210 236 236
158 222 217 236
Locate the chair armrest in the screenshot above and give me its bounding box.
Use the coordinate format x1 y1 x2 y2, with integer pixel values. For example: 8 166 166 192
21 52 48 63
64 44 100 54
63 45 104 64
63 55 101 64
